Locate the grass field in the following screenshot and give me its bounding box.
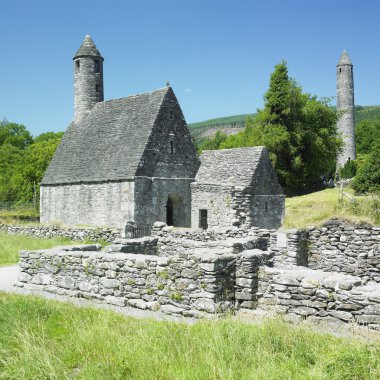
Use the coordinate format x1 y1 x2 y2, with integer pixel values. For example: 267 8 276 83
0 233 75 266
0 293 379 379
284 188 379 228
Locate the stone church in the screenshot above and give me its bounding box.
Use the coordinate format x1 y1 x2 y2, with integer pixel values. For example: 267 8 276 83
40 35 200 228
41 35 284 230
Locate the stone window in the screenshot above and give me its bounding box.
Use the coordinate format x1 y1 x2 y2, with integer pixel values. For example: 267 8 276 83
75 60 80 73
339 67 342 73
265 201 268 212
94 60 100 73
199 209 208 230
170 111 174 120
169 131 175 154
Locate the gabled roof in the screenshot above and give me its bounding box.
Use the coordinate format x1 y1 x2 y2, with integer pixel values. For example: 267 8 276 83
41 87 170 185
74 35 103 59
195 147 284 195
337 49 352 66
195 147 265 187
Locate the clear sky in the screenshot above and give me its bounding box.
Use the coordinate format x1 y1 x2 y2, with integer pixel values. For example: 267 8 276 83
1 0 379 137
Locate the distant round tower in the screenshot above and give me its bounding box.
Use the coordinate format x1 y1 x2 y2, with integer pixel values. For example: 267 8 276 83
336 49 355 168
73 35 104 124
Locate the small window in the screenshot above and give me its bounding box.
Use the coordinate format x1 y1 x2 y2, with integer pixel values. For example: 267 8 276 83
265 201 268 212
339 67 342 73
95 84 101 92
199 209 208 230
170 140 174 154
94 60 100 73
75 60 80 72
170 111 174 120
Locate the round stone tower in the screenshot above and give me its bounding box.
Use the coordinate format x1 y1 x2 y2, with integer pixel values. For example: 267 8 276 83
73 35 104 124
336 49 355 168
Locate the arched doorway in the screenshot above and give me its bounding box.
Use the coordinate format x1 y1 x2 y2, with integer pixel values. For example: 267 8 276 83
165 193 183 226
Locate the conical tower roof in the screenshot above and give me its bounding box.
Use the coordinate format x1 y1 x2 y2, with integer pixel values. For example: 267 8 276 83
337 49 352 66
74 35 103 59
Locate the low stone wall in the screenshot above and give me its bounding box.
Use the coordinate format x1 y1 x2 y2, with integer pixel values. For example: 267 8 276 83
14 219 380 330
17 245 235 318
0 223 120 242
308 220 380 282
256 266 380 329
152 222 270 257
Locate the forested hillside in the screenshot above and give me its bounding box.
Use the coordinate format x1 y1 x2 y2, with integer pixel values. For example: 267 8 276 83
188 106 380 143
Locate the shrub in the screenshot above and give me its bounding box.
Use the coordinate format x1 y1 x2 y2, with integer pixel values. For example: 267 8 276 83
339 159 357 179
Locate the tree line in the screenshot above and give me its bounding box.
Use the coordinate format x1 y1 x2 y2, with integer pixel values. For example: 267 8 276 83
0 120 63 205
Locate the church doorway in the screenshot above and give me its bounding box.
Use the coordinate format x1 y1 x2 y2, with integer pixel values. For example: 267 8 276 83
166 196 174 226
165 193 183 226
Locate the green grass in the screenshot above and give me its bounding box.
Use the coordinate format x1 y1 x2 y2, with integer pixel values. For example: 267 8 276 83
0 293 379 379
0 233 75 266
284 188 379 228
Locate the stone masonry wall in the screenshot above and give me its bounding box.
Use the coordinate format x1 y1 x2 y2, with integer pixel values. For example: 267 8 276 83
40 181 135 228
0 223 120 242
308 220 380 282
256 266 380 330
18 245 235 318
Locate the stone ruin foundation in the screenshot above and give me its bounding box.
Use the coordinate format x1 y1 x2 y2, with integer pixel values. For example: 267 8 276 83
16 219 380 329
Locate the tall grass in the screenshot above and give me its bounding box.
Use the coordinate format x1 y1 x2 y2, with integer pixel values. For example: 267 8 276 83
284 188 379 228
0 233 75 266
0 293 379 379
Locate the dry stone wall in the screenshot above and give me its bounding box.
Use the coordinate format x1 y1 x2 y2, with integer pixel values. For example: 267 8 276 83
18 245 235 318
13 219 380 330
308 220 380 282
0 223 120 242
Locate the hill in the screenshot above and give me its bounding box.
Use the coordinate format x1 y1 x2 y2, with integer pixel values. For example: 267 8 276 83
188 105 380 142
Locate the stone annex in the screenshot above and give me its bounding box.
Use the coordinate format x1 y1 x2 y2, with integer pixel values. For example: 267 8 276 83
40 35 284 231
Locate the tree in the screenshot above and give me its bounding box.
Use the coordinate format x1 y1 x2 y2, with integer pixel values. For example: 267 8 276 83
12 136 63 202
356 119 380 155
200 61 341 194
352 142 380 194
0 123 33 149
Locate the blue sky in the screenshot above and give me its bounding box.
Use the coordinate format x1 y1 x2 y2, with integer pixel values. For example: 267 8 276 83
1 0 379 137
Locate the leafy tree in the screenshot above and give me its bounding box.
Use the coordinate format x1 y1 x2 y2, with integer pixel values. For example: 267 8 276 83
356 119 380 155
0 144 23 202
201 61 341 194
12 136 62 202
34 131 64 144
339 159 357 179
0 123 33 149
200 130 228 151
352 143 380 194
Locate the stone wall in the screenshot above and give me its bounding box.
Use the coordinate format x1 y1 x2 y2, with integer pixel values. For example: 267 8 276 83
256 266 380 329
135 177 193 227
13 219 380 330
190 183 242 229
40 181 135 228
308 220 380 282
17 245 235 318
0 223 120 242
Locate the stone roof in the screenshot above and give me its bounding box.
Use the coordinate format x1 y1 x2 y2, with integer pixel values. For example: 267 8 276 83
74 35 103 59
338 49 352 66
195 147 266 187
42 87 170 185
